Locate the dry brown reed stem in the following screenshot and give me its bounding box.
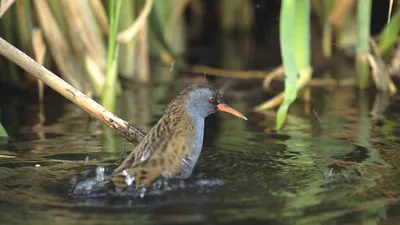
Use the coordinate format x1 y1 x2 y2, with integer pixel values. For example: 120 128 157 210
61 0 107 96
367 54 382 90
85 55 106 94
33 0 84 90
368 38 397 95
191 65 267 79
263 65 284 90
263 68 355 87
166 0 190 39
0 0 15 18
387 0 394 23
137 22 150 82
15 0 32 53
367 54 397 95
62 0 107 71
31 29 46 141
89 0 109 34
117 0 153 43
255 92 285 111
0 37 146 145
329 0 355 37
193 64 355 87
308 77 355 86
389 45 400 76
32 29 46 103
254 68 313 111
303 87 311 114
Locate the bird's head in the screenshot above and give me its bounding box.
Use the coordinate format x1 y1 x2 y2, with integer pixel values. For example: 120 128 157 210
167 84 247 120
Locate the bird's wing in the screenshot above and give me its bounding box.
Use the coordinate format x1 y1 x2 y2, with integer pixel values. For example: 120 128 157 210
110 113 195 188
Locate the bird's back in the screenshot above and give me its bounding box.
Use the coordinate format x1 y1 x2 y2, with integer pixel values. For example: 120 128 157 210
110 108 196 188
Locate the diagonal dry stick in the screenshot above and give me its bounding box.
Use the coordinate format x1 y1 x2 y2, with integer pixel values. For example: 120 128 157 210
0 37 146 145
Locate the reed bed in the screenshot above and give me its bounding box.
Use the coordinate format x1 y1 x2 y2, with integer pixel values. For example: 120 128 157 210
0 0 399 132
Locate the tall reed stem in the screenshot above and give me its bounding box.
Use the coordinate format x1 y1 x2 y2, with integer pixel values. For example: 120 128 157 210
356 0 372 89
102 0 122 112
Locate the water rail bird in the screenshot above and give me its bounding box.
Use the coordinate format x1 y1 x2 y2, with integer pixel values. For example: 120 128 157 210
110 84 247 188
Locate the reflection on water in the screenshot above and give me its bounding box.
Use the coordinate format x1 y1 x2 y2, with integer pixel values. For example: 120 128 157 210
1 80 400 225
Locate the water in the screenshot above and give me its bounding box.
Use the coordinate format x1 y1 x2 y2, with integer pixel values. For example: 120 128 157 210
1 83 400 225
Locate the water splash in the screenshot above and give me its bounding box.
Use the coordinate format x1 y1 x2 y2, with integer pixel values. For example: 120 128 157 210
140 188 146 198
69 166 225 200
122 169 135 186
84 156 90 165
95 166 106 181
69 166 112 197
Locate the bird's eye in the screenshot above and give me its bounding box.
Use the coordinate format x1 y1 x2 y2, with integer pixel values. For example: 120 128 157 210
209 97 215 102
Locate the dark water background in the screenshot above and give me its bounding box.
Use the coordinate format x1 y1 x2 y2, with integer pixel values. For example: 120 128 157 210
1 33 400 224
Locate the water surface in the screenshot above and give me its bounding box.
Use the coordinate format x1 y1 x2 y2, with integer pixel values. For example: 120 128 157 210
1 83 399 225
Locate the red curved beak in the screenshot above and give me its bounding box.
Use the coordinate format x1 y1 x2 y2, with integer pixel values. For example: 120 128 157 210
217 103 247 120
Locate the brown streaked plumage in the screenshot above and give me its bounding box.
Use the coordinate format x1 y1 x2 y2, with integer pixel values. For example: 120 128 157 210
110 84 247 188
